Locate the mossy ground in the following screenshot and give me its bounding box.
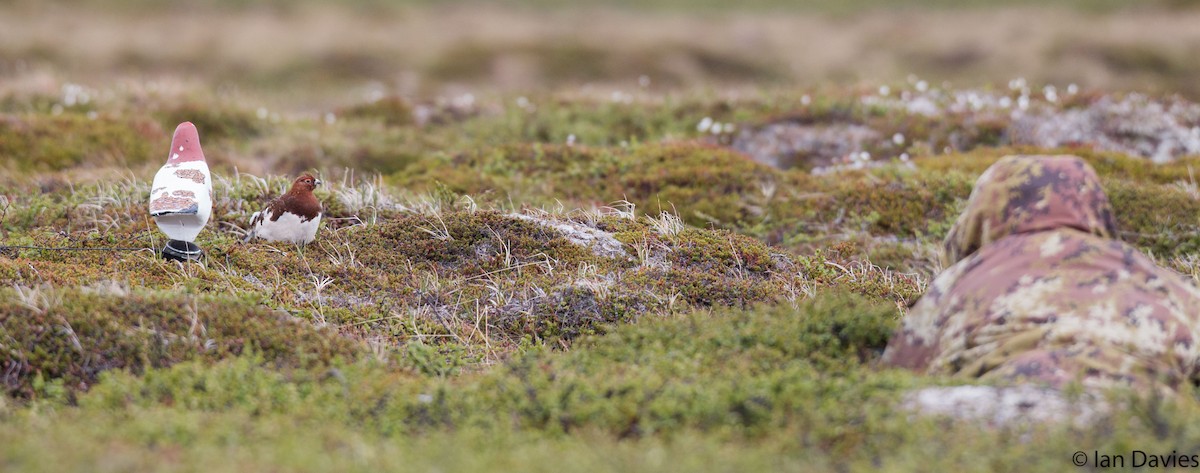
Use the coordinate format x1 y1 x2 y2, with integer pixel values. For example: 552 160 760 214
4 85 1200 470
5 3 1200 468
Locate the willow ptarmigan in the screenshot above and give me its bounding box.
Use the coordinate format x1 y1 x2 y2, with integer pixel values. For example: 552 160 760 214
244 174 323 244
149 122 212 260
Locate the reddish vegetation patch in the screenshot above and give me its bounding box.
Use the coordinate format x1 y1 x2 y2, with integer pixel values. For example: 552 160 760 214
173 169 206 184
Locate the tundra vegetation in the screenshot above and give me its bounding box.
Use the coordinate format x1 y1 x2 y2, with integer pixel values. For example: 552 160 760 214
3 0 1200 471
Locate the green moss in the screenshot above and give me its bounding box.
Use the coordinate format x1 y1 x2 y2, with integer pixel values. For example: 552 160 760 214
822 170 973 238
337 97 414 127
397 143 788 228
75 291 906 437
0 286 360 400
154 102 264 142
787 250 925 305
5 289 1200 471
0 114 160 172
353 210 602 273
1106 179 1200 256
665 228 775 274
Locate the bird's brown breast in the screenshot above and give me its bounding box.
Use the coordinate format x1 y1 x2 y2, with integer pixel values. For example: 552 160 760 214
268 192 322 222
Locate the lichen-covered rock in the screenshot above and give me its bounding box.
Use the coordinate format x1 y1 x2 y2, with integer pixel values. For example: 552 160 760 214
731 121 880 170
1010 94 1200 163
509 213 629 259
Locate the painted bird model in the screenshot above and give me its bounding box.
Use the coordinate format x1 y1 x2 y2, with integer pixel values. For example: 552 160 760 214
244 174 323 244
149 122 212 260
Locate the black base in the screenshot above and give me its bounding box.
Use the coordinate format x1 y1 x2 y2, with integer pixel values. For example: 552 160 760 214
162 240 203 262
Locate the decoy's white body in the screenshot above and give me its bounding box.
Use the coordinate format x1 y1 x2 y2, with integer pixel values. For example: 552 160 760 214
149 122 213 243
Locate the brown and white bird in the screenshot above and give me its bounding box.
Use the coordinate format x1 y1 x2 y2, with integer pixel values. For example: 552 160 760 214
244 173 323 244
149 122 212 260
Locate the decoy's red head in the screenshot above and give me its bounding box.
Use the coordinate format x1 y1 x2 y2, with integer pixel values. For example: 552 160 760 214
167 122 206 163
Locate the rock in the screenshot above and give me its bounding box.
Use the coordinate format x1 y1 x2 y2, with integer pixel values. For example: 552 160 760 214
730 121 881 170
902 385 1108 428
1009 94 1200 163
508 213 629 259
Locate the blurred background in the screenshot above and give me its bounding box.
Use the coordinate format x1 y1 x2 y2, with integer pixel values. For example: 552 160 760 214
3 0 1200 109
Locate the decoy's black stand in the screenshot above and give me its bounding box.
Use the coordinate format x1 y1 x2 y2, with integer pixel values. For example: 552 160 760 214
162 240 203 262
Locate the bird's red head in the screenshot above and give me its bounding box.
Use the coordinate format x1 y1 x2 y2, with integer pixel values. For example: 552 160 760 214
290 173 322 193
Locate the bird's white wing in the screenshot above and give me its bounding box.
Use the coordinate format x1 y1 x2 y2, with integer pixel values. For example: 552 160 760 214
242 208 265 242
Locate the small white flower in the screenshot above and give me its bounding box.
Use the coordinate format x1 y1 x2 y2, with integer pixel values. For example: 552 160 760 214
710 123 723 135
968 93 983 111
257 107 269 120
879 85 891 96
915 80 928 92
324 112 336 125
1043 85 1058 103
801 95 811 105
899 153 910 162
87 111 98 120
516 96 530 108
638 75 651 88
697 117 713 133
906 96 940 116
1067 83 1079 95
62 84 84 106
999 96 1013 109
566 134 576 146
1017 95 1030 111
892 133 905 146
722 123 735 133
